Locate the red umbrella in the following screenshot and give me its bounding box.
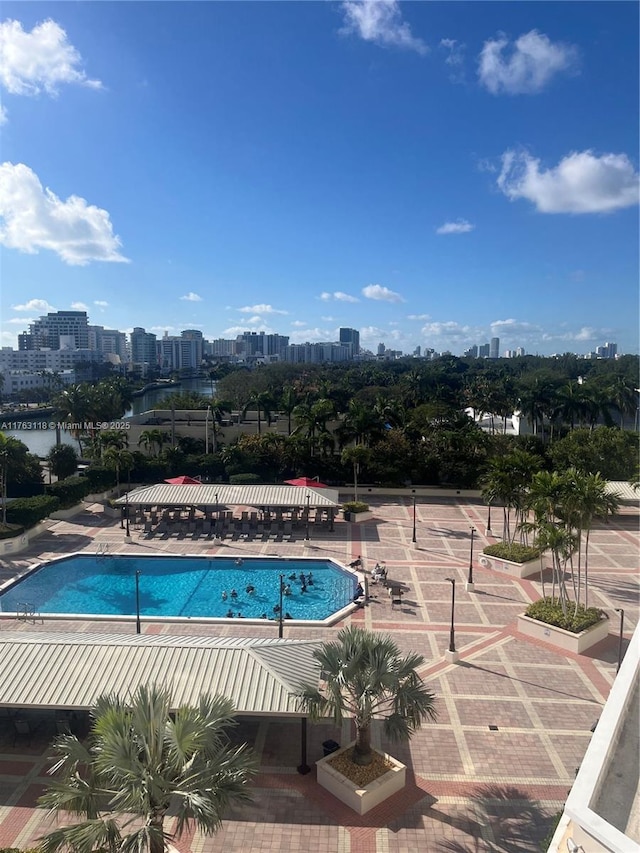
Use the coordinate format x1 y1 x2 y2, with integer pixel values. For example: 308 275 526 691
164 475 201 485
285 476 329 488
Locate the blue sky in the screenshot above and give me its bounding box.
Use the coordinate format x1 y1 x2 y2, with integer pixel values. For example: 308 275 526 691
1 1 638 356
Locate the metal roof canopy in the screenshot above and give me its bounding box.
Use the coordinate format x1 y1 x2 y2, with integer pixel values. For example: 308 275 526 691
114 484 340 509
0 633 321 716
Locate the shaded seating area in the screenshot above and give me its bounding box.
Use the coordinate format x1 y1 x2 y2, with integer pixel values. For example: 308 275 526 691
116 483 341 541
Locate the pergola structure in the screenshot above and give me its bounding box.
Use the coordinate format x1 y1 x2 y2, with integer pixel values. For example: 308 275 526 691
114 484 341 535
0 632 321 774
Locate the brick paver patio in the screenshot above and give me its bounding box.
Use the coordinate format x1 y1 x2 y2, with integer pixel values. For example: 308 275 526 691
0 496 637 852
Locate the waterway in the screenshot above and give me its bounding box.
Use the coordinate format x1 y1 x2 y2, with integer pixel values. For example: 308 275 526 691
1 377 215 457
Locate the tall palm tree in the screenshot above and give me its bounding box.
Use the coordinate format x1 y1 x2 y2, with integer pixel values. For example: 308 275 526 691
242 391 275 435
341 444 371 503
138 428 168 457
103 447 134 496
38 684 257 853
297 627 437 767
54 384 91 453
607 375 639 429
280 385 300 436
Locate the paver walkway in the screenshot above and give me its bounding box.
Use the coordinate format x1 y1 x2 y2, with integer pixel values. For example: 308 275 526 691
0 497 637 852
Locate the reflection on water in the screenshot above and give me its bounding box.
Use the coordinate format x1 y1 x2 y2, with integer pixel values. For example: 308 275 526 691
2 377 215 456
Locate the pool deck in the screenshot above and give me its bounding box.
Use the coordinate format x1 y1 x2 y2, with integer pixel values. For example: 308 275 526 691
0 496 638 852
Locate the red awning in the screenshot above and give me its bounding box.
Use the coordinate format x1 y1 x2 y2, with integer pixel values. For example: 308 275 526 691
284 477 329 488
164 475 201 485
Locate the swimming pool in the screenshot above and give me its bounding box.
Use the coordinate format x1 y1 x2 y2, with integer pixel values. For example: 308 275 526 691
0 554 358 622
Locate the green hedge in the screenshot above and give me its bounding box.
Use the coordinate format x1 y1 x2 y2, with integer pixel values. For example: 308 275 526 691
483 542 540 563
342 501 370 513
6 495 60 528
46 476 90 509
0 523 24 540
229 473 263 485
82 466 117 492
526 597 604 633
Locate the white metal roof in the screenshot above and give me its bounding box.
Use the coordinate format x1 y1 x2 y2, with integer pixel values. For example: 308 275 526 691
115 484 340 508
605 481 639 503
0 633 321 715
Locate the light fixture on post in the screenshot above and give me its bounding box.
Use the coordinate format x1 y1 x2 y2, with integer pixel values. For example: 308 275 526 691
465 527 475 591
205 405 212 455
305 493 311 541
486 502 492 536
412 493 417 544
615 607 625 673
135 570 141 635
278 573 285 638
444 577 458 662
124 492 131 542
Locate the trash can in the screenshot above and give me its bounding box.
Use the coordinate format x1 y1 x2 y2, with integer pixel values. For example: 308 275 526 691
322 739 340 757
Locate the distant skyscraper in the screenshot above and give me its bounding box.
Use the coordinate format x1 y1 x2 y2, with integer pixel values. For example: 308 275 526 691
479 343 490 358
377 342 386 356
21 311 89 350
130 327 157 369
490 337 500 359
339 327 360 355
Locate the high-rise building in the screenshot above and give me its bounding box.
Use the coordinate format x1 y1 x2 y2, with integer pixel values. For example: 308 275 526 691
479 343 490 358
596 342 618 359
89 325 128 360
20 311 89 350
377 342 386 356
490 337 500 359
236 332 289 359
464 345 479 358
157 333 200 372
339 327 360 355
181 330 204 366
130 327 157 370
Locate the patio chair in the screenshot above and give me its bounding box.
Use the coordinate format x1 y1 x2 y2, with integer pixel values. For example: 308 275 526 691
283 520 292 536
390 586 403 609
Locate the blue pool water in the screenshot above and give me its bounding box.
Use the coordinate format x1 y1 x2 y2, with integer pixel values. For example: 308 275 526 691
0 555 357 621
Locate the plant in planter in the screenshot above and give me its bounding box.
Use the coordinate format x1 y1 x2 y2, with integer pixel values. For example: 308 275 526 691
297 626 437 769
342 500 371 521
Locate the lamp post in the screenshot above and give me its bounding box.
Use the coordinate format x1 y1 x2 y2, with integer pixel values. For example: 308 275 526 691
124 491 131 542
466 527 475 591
615 608 625 673
412 493 417 544
486 503 493 536
205 405 212 455
278 573 285 638
305 493 310 541
445 577 458 662
135 570 141 634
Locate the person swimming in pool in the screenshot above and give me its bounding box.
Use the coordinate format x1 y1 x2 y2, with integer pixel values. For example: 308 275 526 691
221 591 228 601
230 589 238 599
226 609 234 618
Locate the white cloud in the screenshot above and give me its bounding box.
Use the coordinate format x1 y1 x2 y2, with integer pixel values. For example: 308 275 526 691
238 303 288 315
94 299 108 306
70 301 89 311
0 18 102 96
407 313 430 321
421 321 473 343
542 326 599 342
0 104 7 125
289 327 335 344
223 323 275 337
246 315 263 324
439 38 466 82
490 318 542 338
320 315 336 322
362 284 404 303
340 0 427 54
7 316 33 324
291 320 307 327
478 30 578 95
319 291 359 303
12 297 56 312
436 219 475 235
497 149 640 214
0 162 129 264
150 325 177 333
180 292 202 302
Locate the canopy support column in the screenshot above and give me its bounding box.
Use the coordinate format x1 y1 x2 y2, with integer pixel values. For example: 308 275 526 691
297 717 311 774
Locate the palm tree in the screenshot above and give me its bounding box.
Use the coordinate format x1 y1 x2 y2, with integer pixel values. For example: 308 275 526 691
341 444 371 503
54 384 91 453
242 391 276 435
280 385 300 436
607 376 639 429
138 428 168 457
103 447 134 496
297 627 437 767
38 684 257 853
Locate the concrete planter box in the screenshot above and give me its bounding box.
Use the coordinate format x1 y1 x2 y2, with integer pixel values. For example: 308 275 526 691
479 552 540 579
316 741 406 815
344 511 374 523
517 613 610 654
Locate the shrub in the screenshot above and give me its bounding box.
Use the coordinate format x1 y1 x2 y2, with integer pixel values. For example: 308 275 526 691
540 812 563 851
82 465 117 492
46 476 90 509
229 473 263 485
342 501 370 514
483 542 540 563
525 597 604 633
6 495 60 528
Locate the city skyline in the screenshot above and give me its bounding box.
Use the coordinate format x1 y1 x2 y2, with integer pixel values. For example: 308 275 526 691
1 2 638 355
